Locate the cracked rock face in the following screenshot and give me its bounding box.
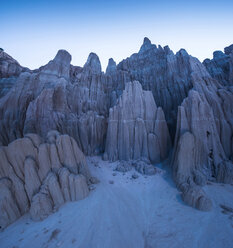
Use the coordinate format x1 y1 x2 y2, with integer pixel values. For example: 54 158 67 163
103 81 171 163
0 131 91 229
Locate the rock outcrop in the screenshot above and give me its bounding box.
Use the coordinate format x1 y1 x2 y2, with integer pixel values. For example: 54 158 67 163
0 50 30 98
0 39 198 152
0 178 21 229
0 50 72 146
134 160 157 175
0 50 29 79
115 38 200 137
115 160 156 175
0 131 92 229
38 49 71 80
104 81 171 163
105 58 130 107
0 50 109 155
30 170 89 221
0 39 233 215
203 44 233 86
0 77 18 98
172 57 233 210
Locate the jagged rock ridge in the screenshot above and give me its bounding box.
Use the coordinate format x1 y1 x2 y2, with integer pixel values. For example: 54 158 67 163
0 50 30 98
0 39 232 217
203 44 233 86
115 38 201 137
0 50 111 155
172 57 233 210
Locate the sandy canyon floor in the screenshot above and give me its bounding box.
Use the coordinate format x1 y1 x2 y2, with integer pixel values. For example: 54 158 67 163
0 157 233 248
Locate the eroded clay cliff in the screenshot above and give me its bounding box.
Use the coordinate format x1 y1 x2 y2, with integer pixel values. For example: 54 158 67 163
0 39 232 218
104 81 171 163
203 44 233 86
0 131 92 230
172 56 233 210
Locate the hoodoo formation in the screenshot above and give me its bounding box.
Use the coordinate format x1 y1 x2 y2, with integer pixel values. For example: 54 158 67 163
0 38 233 230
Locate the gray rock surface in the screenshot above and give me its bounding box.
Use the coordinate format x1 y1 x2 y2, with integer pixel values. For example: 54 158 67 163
115 160 156 175
0 39 192 152
0 131 91 228
83 52 102 74
182 185 212 211
134 161 157 175
40 49 71 80
203 44 233 86
0 50 109 155
106 58 117 75
104 81 171 163
224 44 233 55
116 38 202 137
172 58 233 210
173 57 233 178
115 161 132 173
0 50 30 98
0 50 29 79
0 178 21 230
0 39 233 216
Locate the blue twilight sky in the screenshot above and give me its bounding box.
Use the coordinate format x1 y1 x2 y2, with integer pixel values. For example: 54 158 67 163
1 0 233 70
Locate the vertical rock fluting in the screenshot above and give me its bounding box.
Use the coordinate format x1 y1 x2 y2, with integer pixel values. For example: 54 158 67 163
0 49 72 146
104 81 171 163
116 38 197 137
0 39 203 152
23 52 110 155
105 58 130 107
172 57 233 211
0 131 92 229
0 40 233 216
0 51 110 155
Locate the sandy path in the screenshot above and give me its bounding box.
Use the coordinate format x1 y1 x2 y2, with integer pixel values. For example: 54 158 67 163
0 157 232 248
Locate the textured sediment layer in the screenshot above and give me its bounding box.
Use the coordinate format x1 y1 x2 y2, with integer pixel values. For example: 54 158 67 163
0 39 232 217
104 81 171 163
172 57 233 210
0 131 92 229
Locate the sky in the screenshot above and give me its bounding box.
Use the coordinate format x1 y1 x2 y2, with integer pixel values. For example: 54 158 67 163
1 0 233 71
